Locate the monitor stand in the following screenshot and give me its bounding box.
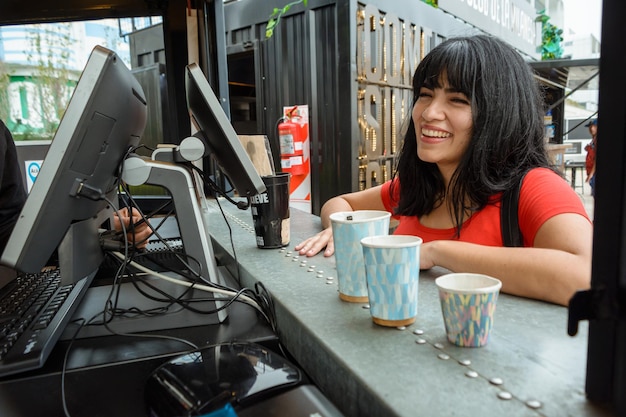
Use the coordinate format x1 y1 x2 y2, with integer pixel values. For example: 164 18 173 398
62 150 231 339
124 149 229 314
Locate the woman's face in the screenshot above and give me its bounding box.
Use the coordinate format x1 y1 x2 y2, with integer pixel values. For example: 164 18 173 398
412 77 473 176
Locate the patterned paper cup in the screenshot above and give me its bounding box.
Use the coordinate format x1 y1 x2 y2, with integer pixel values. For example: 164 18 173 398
435 273 502 347
330 211 391 303
361 235 422 327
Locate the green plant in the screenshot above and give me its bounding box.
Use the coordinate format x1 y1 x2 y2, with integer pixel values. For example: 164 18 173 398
265 0 308 38
536 10 563 60
421 0 438 7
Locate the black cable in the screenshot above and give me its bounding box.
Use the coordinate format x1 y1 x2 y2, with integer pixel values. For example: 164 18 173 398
190 163 250 210
90 244 208 340
100 241 267 318
208 196 278 331
105 158 278 334
116 186 206 280
195 170 279 329
61 318 86 417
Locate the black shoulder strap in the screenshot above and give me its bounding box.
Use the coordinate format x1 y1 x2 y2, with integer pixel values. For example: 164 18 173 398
501 173 526 247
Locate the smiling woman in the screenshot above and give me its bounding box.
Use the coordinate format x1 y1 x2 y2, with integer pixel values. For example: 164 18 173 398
294 34 593 307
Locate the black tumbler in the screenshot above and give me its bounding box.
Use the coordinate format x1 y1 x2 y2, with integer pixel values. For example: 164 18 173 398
250 173 290 248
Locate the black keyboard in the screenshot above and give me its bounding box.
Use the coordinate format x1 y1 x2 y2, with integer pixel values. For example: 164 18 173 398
0 268 92 378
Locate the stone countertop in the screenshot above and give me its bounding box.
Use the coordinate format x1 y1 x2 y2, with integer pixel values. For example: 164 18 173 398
205 199 610 417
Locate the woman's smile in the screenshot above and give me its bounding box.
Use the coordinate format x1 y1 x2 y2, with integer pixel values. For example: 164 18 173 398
420 127 452 144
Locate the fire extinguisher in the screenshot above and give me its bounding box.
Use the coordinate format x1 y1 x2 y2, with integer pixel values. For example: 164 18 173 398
278 106 307 176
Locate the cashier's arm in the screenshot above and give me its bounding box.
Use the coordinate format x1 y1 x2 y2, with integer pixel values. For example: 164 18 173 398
420 212 593 306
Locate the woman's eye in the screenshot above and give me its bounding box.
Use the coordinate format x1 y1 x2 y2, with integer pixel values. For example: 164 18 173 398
451 96 470 104
418 90 433 99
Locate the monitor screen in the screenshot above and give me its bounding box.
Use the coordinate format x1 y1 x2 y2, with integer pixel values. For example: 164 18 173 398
1 45 147 281
185 63 265 198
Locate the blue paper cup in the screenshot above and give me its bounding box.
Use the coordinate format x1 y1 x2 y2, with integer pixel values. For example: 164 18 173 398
330 211 391 302
435 273 502 347
361 235 422 327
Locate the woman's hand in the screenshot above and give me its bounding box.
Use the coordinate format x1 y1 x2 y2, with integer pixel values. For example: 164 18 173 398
113 207 152 249
296 186 386 258
294 228 334 257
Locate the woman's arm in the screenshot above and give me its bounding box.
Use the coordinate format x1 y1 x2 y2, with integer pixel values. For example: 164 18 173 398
421 212 592 306
295 185 387 257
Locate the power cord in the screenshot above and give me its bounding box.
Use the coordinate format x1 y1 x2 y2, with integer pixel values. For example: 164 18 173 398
78 156 277 327
190 163 251 210
110 251 263 312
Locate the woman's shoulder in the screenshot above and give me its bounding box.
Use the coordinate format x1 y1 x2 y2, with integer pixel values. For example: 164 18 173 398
518 167 589 242
524 166 566 183
380 179 397 212
526 166 559 177
522 167 574 198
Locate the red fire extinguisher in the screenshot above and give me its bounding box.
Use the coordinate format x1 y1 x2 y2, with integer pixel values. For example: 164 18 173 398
278 106 307 176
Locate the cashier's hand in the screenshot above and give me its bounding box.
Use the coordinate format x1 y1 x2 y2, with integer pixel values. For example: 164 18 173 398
295 228 335 257
113 207 152 250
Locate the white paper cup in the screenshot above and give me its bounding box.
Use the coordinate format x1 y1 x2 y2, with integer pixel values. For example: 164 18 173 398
361 235 422 327
435 273 502 347
330 211 391 302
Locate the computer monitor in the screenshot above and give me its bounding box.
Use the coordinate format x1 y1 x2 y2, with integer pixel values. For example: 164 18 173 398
185 63 266 198
1 45 147 282
60 62 265 335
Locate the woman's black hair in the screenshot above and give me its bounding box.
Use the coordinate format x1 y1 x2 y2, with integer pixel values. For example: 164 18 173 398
391 35 553 236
